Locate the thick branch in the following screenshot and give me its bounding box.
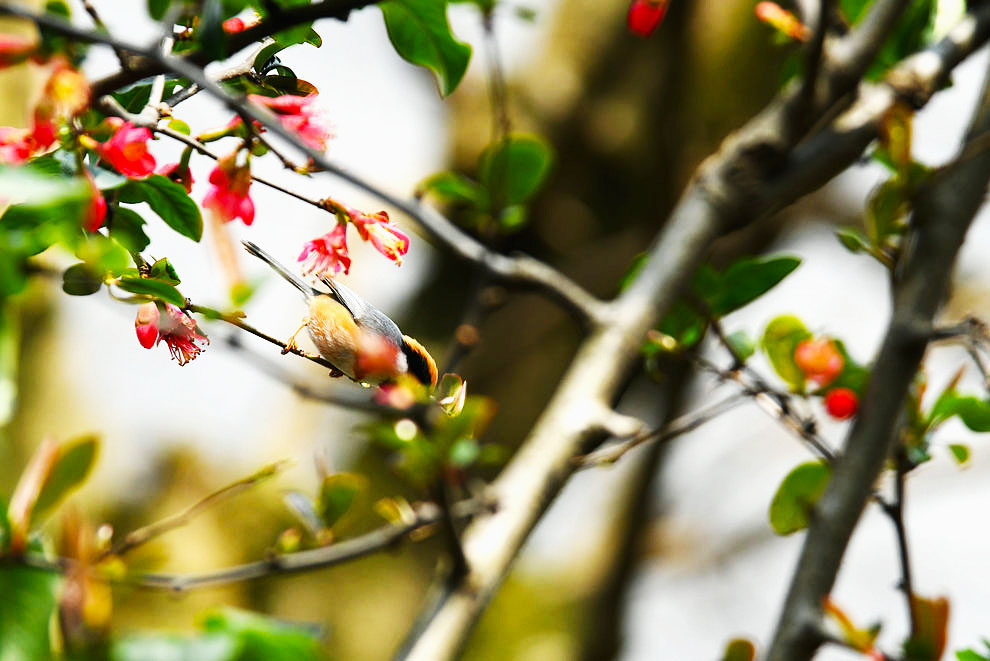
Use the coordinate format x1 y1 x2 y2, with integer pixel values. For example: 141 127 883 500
766 55 990 661
393 9 990 660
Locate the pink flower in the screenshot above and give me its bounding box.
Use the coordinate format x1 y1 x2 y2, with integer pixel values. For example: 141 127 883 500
135 302 208 365
0 127 34 164
157 161 195 193
627 0 668 37
248 93 333 151
99 121 156 178
84 174 106 232
351 209 410 265
202 154 254 225
298 223 351 277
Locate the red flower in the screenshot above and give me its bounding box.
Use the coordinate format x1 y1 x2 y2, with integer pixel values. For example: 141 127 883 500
202 154 254 225
157 161 195 193
824 387 858 420
351 209 410 265
794 337 844 386
248 93 333 151
134 302 208 365
299 223 351 277
99 120 156 178
222 12 259 33
627 0 668 37
84 173 106 232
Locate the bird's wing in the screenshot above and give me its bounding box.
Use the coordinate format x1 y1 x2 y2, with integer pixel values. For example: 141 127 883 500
319 276 371 321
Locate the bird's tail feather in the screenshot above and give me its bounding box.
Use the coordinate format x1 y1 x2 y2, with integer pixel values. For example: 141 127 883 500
241 240 316 298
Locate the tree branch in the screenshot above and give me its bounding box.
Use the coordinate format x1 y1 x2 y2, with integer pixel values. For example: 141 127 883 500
393 8 990 659
766 52 990 661
18 498 491 592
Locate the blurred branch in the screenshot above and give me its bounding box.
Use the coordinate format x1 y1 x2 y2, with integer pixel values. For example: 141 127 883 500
394 7 990 660
576 392 747 468
882 454 917 632
0 5 607 325
19 498 492 592
767 51 990 661
104 460 291 558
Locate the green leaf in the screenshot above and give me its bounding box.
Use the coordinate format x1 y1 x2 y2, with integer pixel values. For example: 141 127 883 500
761 315 812 391
120 175 203 241
0 496 9 551
478 134 554 207
769 461 830 535
416 171 485 206
957 651 990 661
111 79 185 114
0 165 89 209
650 300 707 352
149 257 181 285
448 437 480 468
948 444 970 465
837 227 871 254
317 473 365 530
112 607 326 661
930 392 990 432
148 0 172 20
498 204 527 231
722 638 756 661
201 607 325 660
109 207 151 253
0 564 59 661
380 0 472 97
33 435 99 521
117 275 185 306
701 256 800 316
62 263 104 296
726 330 756 361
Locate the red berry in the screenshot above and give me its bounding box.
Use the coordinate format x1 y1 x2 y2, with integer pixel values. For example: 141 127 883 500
794 337 844 386
824 388 858 420
627 0 668 38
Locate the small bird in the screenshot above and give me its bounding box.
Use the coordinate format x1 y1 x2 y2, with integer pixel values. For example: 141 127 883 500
242 240 437 388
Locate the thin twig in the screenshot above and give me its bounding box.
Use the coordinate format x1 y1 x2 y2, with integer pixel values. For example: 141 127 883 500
17 498 493 592
881 454 917 631
105 460 291 558
576 392 749 467
185 303 339 372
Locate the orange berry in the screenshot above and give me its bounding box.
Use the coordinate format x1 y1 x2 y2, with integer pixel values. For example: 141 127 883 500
794 337 844 386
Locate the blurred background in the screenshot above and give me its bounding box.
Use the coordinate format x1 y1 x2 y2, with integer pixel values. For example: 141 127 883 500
3 0 990 658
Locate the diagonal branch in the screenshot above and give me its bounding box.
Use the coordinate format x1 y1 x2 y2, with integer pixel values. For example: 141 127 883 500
766 53 990 661
393 8 990 659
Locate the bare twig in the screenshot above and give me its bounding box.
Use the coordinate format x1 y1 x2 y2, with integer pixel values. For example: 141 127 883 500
105 460 290 557
881 454 917 631
576 392 748 467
